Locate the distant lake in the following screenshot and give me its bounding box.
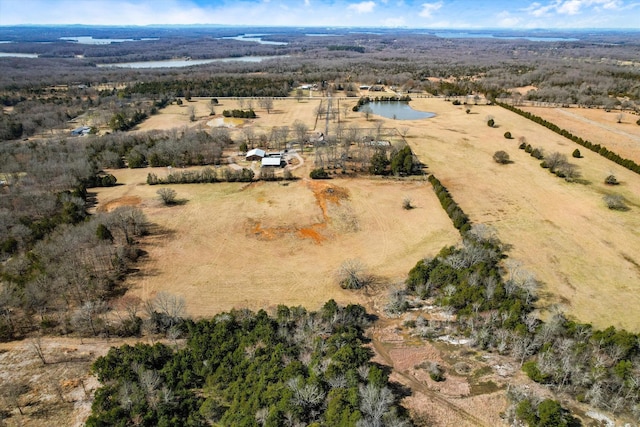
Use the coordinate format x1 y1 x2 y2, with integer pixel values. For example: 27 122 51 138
97 55 287 68
60 36 159 44
0 52 38 58
366 102 435 120
433 32 579 42
221 34 288 45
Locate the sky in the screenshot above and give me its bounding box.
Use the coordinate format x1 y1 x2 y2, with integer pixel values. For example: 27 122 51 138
0 0 638 29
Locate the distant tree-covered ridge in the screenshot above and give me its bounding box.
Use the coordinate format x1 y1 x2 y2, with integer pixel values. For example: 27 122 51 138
87 301 413 427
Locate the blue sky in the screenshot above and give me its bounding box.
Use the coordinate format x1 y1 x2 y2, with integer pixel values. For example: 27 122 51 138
0 0 638 28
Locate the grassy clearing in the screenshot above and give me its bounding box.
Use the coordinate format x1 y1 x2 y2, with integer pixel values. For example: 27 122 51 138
92 168 459 317
519 106 640 164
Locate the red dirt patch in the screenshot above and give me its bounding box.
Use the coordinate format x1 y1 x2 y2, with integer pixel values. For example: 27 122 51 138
247 180 349 244
97 195 141 213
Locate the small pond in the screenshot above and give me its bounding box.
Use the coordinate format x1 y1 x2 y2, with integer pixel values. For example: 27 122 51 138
365 102 435 120
206 117 244 128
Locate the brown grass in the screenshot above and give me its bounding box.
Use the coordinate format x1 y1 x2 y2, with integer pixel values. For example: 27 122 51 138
519 106 640 164
401 98 640 330
103 97 640 330
92 168 459 318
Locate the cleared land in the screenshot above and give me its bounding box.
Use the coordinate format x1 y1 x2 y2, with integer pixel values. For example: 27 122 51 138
102 96 640 330
402 98 640 330
92 169 459 317
519 105 640 164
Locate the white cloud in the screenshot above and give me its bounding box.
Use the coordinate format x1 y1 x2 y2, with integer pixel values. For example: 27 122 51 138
497 11 520 27
347 1 376 13
525 0 622 17
419 1 443 18
381 17 406 26
303 0 310 6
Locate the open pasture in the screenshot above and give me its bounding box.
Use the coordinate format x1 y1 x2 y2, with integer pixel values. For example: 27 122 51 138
116 96 640 330
519 105 640 164
401 98 640 330
93 168 459 317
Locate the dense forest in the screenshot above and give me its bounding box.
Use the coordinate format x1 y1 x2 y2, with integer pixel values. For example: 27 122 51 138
87 301 412 427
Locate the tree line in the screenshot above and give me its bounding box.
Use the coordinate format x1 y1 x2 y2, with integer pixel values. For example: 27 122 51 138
497 101 640 175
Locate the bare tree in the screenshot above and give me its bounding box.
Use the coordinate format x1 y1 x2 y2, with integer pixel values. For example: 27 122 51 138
616 112 624 123
542 152 567 172
29 336 47 364
336 259 370 289
242 127 256 149
293 120 308 153
187 106 196 122
359 383 394 427
259 98 274 114
255 407 269 426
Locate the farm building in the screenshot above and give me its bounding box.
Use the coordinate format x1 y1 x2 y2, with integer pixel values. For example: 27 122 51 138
261 156 285 167
246 148 266 161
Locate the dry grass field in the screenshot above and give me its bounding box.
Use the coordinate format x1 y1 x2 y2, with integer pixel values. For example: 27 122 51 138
13 95 637 427
519 105 640 164
92 168 459 317
401 98 640 330
106 95 640 330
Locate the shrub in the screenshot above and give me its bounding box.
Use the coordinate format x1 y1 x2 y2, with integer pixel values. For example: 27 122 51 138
605 174 619 185
157 188 177 205
522 361 550 383
402 197 413 210
504 131 512 139
487 118 495 127
518 142 526 149
427 362 446 382
604 194 629 211
452 99 461 105
524 144 532 153
493 150 510 164
530 148 544 160
337 259 369 289
310 168 330 179
572 148 582 158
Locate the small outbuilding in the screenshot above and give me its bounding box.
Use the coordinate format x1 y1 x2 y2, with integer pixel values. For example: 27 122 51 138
246 148 266 161
261 157 284 168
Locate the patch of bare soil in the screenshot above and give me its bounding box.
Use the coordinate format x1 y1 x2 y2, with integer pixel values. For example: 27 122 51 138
0 337 141 427
96 195 141 213
368 316 516 427
248 180 350 244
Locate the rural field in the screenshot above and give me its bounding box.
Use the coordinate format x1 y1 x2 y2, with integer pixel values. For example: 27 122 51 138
520 105 640 164
92 168 460 317
404 98 640 330
101 96 640 330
